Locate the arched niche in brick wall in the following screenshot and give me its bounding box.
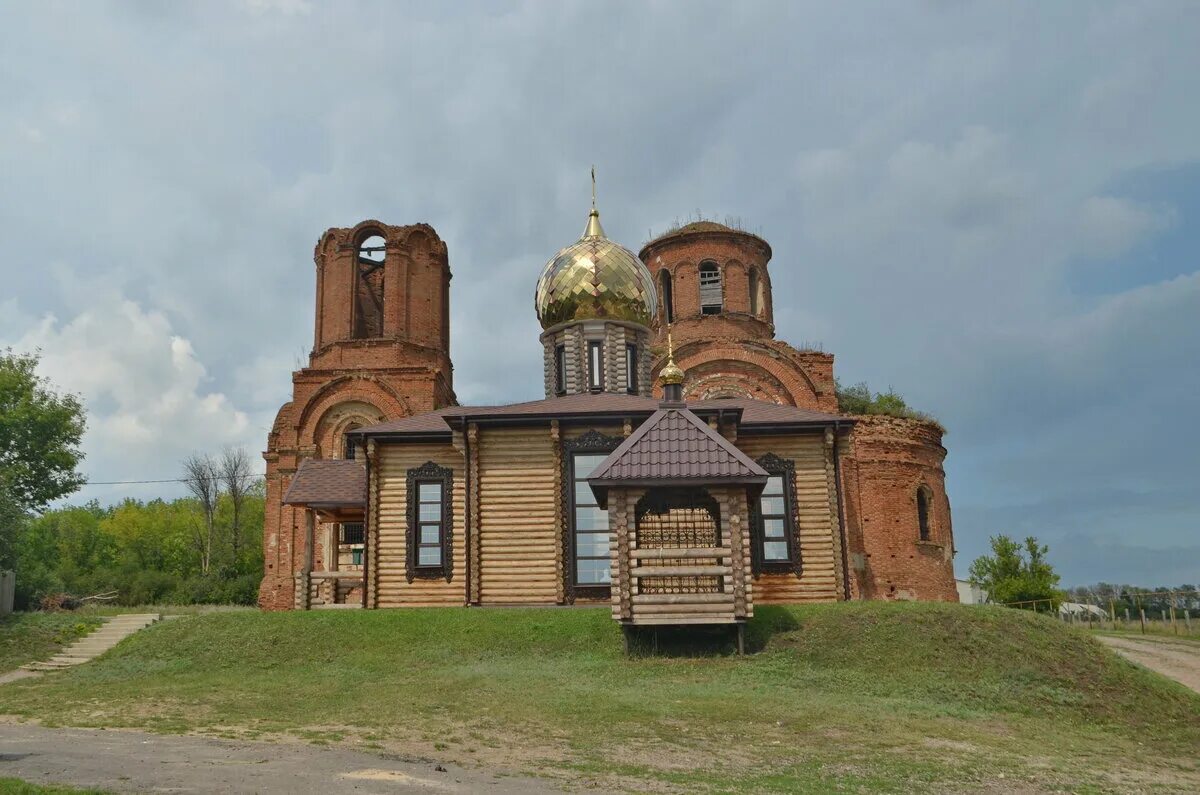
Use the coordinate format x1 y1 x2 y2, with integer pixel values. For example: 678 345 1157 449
296 375 411 449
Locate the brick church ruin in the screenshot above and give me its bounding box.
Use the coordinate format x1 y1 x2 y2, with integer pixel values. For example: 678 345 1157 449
260 191 958 624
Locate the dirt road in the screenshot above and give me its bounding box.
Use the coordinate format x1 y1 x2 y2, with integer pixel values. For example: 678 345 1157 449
0 724 574 794
1098 635 1200 694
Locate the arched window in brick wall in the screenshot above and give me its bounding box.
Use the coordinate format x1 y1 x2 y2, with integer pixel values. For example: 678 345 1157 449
659 269 674 324
917 485 932 541
353 233 386 338
699 261 722 314
748 268 760 316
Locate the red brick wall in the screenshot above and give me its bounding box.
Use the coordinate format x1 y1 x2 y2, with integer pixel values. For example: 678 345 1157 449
259 220 455 610
841 416 957 602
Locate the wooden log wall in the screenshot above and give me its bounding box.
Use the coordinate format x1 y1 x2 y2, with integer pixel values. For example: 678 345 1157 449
374 441 467 606
476 427 558 604
735 433 843 603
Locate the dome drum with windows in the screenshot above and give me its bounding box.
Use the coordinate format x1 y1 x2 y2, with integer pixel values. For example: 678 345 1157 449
534 206 657 330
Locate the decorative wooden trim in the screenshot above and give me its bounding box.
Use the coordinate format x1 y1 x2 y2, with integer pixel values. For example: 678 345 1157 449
405 460 453 583
751 452 802 578
366 439 379 608
561 429 623 604
467 424 480 604
551 421 564 604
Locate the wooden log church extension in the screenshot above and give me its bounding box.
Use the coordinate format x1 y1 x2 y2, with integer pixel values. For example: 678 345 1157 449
262 187 959 628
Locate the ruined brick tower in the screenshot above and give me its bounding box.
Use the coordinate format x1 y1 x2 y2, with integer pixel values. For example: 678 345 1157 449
640 222 956 601
259 221 455 610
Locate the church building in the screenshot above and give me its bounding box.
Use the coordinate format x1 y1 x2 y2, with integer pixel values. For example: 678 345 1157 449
259 192 958 622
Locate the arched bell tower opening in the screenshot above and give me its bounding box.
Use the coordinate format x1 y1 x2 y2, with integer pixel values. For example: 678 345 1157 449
353 233 386 339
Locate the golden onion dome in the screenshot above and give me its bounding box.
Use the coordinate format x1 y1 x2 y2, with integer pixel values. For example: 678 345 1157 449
535 205 657 330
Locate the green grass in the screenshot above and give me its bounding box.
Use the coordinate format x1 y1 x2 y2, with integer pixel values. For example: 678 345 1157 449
0 614 103 672
1 602 1197 793
0 778 108 794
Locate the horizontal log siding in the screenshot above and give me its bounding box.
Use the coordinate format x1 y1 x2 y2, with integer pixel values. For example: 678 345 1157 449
477 427 558 603
736 434 841 603
376 442 466 606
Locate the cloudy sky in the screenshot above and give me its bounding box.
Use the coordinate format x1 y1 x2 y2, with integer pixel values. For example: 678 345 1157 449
2 1 1197 587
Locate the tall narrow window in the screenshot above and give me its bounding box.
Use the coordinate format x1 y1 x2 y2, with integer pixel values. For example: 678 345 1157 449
625 343 638 394
917 487 931 541
353 233 386 338
749 268 760 315
406 461 453 582
572 451 611 587
342 424 360 460
555 344 567 395
751 454 800 575
588 340 604 391
659 269 674 324
699 261 722 314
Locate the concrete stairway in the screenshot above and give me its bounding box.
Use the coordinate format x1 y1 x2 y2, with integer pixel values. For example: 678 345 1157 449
22 614 161 672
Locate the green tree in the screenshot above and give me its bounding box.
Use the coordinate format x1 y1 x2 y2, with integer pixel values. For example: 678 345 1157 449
969 534 1063 608
0 350 86 568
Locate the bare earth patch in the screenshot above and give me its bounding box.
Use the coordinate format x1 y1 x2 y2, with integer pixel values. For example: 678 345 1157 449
1098 635 1200 694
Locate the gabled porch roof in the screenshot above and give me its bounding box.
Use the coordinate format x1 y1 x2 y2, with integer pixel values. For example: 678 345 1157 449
588 404 769 508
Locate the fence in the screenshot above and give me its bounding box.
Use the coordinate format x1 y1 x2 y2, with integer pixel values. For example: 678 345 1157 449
999 590 1200 637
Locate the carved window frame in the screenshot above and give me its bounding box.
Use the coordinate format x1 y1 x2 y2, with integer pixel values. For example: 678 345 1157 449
750 453 801 577
406 461 453 583
561 429 623 603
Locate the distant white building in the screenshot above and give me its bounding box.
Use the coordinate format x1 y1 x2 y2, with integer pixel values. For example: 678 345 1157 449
1058 602 1107 619
956 579 988 605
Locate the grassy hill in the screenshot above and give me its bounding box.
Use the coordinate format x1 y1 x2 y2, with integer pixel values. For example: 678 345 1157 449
0 614 101 674
1 602 1197 793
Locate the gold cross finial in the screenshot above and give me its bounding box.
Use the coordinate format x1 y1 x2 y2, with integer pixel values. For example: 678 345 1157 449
660 324 685 386
591 165 596 210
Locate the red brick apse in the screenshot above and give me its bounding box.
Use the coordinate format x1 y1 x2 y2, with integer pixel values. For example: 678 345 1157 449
260 218 957 608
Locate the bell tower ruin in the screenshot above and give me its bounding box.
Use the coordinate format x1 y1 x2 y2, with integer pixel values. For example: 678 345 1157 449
259 220 456 610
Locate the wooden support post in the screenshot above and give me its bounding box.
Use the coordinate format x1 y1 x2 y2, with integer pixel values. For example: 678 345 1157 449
1186 610 1192 634
1139 608 1146 634
736 624 745 656
1124 608 1130 626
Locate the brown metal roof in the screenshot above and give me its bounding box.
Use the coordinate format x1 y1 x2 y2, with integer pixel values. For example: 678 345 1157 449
282 459 366 508
354 394 846 438
589 406 769 489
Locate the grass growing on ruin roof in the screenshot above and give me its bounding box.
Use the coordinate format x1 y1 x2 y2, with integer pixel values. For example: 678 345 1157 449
1 602 1197 793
